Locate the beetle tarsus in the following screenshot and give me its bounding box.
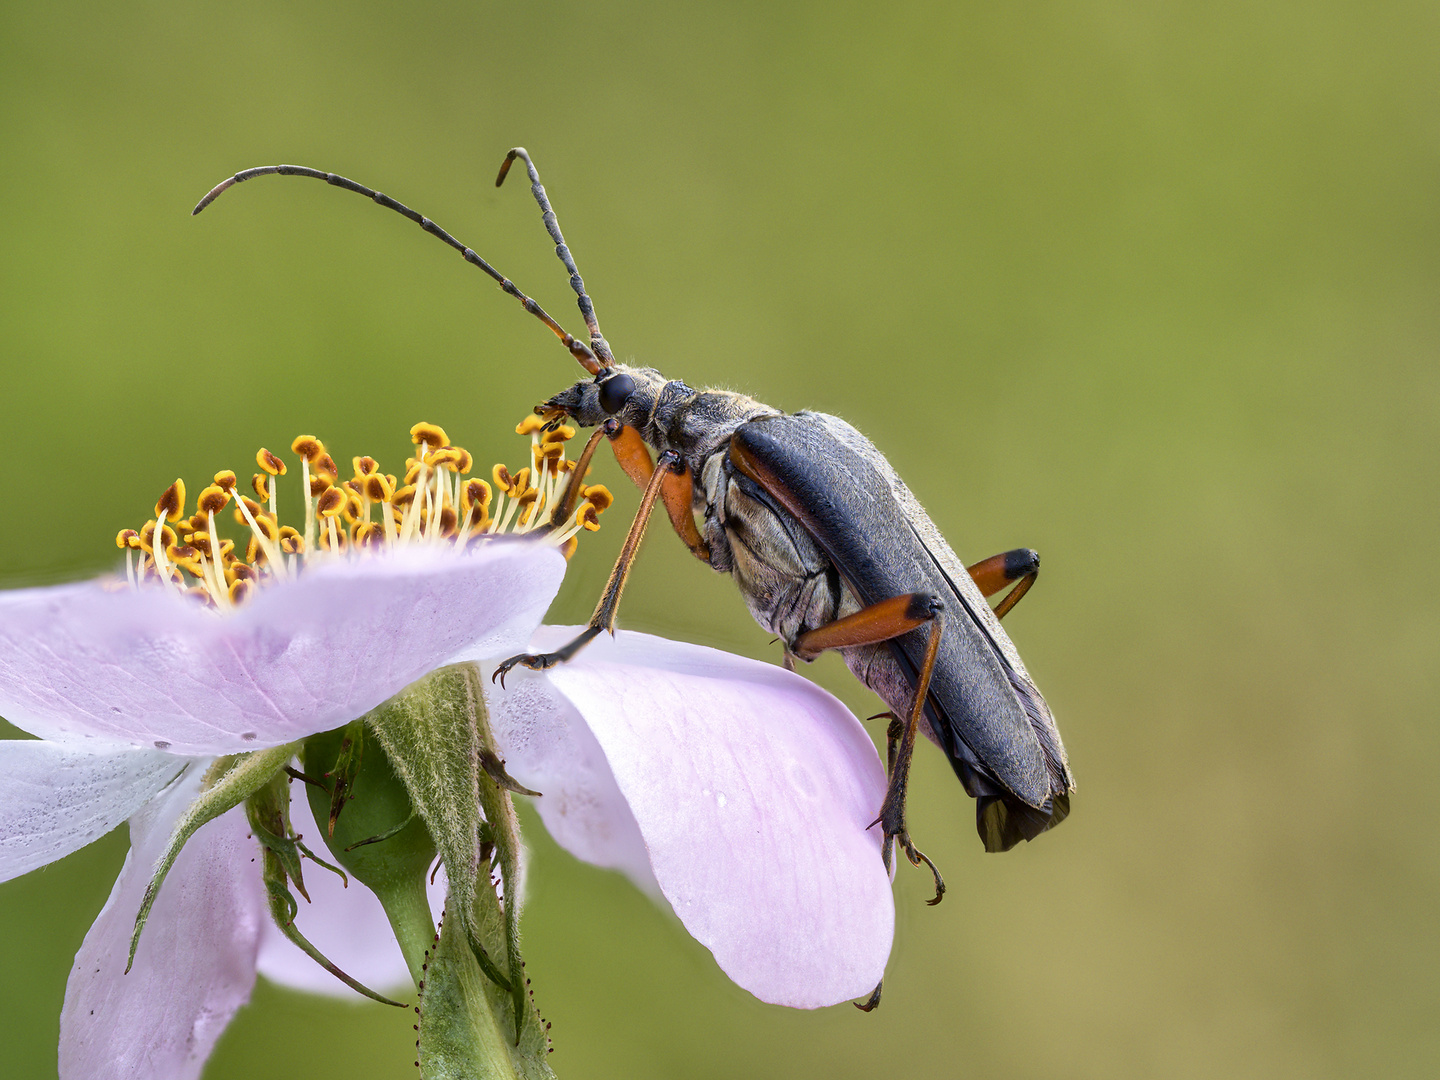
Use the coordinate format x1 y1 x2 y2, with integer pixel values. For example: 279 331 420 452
854 979 883 1012
493 625 605 687
908 841 946 905
883 715 903 775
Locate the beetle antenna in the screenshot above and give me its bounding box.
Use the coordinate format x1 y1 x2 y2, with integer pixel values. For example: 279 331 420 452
192 164 604 375
495 148 615 370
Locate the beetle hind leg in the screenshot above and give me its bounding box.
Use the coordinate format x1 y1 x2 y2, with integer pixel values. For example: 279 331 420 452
794 593 946 904
965 548 1040 620
868 618 947 905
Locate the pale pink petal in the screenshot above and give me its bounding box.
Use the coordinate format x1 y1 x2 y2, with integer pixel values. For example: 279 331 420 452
498 627 894 1008
59 765 265 1080
487 663 660 897
0 741 185 883
255 788 447 997
0 542 563 755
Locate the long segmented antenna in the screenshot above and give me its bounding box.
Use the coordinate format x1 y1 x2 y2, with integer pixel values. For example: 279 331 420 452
495 148 615 368
192 164 604 375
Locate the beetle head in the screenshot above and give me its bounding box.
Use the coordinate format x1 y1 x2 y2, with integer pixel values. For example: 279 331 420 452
543 363 667 430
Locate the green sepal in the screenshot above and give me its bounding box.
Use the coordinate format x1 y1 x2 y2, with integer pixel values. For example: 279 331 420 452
416 907 555 1080
250 771 406 1008
126 742 296 973
303 721 439 987
245 767 312 901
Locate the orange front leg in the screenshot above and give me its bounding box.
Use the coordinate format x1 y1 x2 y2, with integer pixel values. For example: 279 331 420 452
607 422 709 564
606 421 655 489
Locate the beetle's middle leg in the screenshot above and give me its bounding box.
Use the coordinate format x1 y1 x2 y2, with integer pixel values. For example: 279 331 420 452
792 593 947 905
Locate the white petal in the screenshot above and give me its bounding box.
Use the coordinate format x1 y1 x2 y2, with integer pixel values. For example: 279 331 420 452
0 541 563 755
0 741 184 883
59 766 265 1080
487 661 660 897
255 788 447 997
507 627 894 1008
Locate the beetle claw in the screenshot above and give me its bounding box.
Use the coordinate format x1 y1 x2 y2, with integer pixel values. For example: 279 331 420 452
854 979 883 1012
491 651 559 688
871 786 945 903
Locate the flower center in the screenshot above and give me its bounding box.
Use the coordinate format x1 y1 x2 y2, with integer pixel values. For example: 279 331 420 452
116 418 612 608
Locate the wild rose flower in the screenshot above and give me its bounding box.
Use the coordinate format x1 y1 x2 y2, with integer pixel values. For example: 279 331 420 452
0 419 895 1079
1 422 590 1077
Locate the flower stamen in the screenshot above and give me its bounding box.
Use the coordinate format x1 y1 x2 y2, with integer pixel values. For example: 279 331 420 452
119 421 611 608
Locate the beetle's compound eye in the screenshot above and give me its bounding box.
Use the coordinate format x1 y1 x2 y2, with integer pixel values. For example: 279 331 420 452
598 371 635 414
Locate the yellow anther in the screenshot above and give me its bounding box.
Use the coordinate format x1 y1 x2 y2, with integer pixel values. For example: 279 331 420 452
362 473 395 502
251 473 271 502
309 473 334 497
428 446 472 473
235 495 264 523
256 448 287 476
291 436 325 463
462 479 491 513
404 460 423 486
229 578 253 605
188 532 230 558
559 535 579 560
155 480 186 523
353 522 384 548
167 545 201 576
340 487 365 525
353 455 379 478
582 484 614 513
392 485 416 510
541 424 577 445
197 485 230 516
427 447 466 471
437 506 458 536
534 441 566 466
278 526 304 555
316 488 346 518
315 454 338 482
493 464 531 495
144 522 177 553
410 422 448 450
515 415 547 436
320 526 348 552
116 529 140 550
579 503 602 531
212 470 238 493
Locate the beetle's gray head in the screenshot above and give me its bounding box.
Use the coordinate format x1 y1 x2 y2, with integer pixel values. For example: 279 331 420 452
541 363 668 430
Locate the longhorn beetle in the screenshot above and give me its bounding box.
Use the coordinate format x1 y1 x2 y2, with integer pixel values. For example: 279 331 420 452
194 148 1074 932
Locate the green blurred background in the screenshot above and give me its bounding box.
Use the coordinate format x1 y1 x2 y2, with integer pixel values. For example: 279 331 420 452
2 2 1437 1077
